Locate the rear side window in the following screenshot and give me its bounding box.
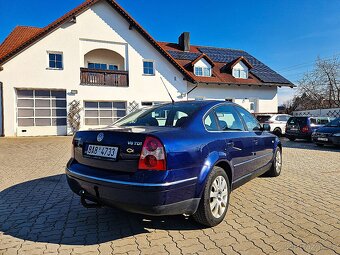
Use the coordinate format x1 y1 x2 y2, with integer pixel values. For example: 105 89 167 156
310 118 330 125
214 105 244 131
204 112 219 131
236 106 261 131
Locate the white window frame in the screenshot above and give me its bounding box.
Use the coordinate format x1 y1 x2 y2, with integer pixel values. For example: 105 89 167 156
47 51 63 70
87 62 119 70
194 66 211 77
84 101 127 126
232 68 248 79
143 60 155 76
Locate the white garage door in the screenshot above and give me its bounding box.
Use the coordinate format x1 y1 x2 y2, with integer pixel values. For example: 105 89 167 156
16 89 67 136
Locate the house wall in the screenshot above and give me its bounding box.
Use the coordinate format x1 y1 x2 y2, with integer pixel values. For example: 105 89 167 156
0 0 187 136
194 59 211 69
188 83 278 113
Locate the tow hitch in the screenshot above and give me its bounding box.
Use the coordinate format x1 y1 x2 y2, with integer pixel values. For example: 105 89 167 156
79 188 102 208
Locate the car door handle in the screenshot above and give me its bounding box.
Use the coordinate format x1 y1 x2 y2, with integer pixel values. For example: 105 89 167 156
227 142 234 147
253 139 259 145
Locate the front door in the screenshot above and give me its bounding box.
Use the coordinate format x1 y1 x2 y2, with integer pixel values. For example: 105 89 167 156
235 106 273 171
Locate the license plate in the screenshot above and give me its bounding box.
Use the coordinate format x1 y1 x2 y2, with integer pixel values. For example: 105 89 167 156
290 128 298 131
85 144 118 160
317 138 328 141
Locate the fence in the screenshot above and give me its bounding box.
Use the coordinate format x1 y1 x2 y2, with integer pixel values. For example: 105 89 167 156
293 108 340 118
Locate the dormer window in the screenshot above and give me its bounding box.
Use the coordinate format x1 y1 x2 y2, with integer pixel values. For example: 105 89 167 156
233 69 248 79
195 66 211 77
231 59 251 79
191 54 214 77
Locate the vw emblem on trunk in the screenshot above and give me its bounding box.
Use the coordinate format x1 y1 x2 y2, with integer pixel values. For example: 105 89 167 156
97 133 104 142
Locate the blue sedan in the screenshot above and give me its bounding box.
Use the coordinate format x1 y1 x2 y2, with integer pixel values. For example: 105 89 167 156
66 100 282 226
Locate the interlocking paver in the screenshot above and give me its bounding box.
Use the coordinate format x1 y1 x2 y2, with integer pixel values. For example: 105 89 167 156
0 137 339 255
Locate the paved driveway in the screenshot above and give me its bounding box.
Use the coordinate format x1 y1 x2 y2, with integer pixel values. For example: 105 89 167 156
0 137 339 255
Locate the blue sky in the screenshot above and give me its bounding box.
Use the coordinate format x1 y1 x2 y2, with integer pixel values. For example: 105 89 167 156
1 0 339 104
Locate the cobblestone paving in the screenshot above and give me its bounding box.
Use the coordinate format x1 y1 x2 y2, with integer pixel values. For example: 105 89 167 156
0 137 339 255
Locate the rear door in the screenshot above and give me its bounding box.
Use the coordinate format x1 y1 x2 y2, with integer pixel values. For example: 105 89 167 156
210 105 253 180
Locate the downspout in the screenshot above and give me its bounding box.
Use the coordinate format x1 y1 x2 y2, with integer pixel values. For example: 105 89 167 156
0 82 4 137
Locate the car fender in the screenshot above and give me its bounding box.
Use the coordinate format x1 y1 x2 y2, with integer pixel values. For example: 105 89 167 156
274 137 282 155
195 151 234 198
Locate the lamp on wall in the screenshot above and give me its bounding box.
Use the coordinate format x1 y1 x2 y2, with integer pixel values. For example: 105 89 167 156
70 90 78 95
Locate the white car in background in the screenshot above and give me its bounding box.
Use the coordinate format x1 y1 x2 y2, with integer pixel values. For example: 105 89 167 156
256 114 291 136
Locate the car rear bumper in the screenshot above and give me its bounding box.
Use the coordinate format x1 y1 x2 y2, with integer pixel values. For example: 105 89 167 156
65 162 200 216
286 132 311 140
312 136 340 146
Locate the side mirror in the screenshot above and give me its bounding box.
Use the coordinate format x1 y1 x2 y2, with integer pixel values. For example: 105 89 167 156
262 124 271 131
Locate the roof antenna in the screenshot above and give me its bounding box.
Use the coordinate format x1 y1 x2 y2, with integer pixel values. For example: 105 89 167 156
160 77 175 104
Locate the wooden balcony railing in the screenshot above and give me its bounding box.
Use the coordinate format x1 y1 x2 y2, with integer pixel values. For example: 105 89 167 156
80 68 129 87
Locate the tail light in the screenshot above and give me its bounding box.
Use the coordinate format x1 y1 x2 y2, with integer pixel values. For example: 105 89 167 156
301 126 309 133
138 136 166 171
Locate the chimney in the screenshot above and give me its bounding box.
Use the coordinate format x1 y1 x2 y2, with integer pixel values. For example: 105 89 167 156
178 32 190 52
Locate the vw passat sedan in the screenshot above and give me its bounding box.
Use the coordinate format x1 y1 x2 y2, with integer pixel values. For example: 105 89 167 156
66 101 282 226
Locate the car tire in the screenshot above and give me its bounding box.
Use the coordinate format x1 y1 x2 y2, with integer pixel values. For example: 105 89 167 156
192 166 230 227
266 147 282 177
316 143 324 147
273 128 282 137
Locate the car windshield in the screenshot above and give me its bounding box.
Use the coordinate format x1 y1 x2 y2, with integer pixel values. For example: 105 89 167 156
256 115 271 123
113 103 202 127
325 118 340 127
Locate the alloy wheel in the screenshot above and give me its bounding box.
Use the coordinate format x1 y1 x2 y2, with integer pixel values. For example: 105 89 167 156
209 175 228 218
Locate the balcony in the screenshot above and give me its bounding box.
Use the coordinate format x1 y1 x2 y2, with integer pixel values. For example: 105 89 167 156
80 68 129 87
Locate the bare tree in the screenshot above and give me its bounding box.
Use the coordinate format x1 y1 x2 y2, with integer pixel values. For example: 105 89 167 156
297 56 339 109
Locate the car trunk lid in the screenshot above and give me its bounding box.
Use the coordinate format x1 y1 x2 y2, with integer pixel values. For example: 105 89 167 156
73 126 174 172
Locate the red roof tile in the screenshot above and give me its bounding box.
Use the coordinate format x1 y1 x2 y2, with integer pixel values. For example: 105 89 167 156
0 26 43 60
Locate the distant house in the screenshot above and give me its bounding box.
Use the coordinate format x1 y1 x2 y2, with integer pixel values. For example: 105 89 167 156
0 0 293 137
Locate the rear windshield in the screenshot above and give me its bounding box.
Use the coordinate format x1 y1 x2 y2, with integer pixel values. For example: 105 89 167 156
256 115 271 122
288 117 307 126
113 103 201 127
325 118 340 127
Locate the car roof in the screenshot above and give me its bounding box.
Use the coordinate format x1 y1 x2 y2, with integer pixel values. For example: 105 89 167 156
160 100 233 108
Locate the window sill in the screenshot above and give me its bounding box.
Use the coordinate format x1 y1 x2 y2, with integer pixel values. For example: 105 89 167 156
46 68 63 71
142 74 155 76
194 75 212 77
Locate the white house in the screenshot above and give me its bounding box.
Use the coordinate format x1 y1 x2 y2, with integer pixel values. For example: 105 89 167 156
0 0 293 137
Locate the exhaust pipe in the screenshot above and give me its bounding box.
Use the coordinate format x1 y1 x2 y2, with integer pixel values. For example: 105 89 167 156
79 189 102 208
